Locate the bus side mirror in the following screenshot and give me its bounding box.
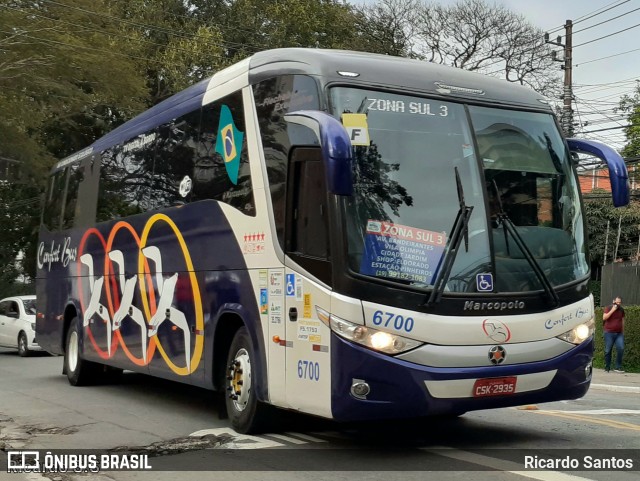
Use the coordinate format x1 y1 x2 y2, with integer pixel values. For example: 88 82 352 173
284 110 353 196
567 138 630 207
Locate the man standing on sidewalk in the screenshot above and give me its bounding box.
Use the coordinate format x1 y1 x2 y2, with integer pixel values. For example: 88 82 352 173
602 296 625 373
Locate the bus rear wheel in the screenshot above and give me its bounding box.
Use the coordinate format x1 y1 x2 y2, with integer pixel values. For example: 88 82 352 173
225 327 269 434
65 317 99 386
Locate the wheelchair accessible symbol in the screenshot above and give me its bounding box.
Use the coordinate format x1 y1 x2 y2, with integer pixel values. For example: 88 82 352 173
286 274 296 296
476 274 493 292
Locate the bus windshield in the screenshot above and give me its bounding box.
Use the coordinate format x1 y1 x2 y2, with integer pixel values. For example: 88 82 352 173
330 87 588 294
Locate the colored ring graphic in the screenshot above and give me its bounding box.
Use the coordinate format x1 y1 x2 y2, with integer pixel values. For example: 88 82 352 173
104 221 157 366
77 215 204 375
139 213 204 376
78 228 115 359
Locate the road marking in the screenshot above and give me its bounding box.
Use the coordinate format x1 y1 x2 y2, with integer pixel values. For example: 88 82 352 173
590 383 640 393
284 432 328 442
423 447 595 481
264 433 308 444
532 411 640 431
189 427 283 449
545 409 640 415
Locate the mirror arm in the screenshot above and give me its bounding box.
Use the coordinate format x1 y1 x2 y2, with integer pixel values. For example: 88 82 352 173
567 138 629 207
284 110 353 195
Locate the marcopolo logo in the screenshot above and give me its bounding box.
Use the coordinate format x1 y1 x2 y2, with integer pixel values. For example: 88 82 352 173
464 300 525 312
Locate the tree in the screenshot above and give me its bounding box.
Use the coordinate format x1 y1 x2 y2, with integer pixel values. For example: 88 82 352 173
0 0 149 162
356 0 561 96
0 182 41 296
585 191 640 266
618 85 640 159
352 0 421 56
112 0 227 103
190 0 367 60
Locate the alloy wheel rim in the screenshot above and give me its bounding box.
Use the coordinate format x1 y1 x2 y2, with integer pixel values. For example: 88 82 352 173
228 348 251 412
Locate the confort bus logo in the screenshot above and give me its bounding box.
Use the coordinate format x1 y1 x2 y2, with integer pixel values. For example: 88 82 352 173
77 213 204 376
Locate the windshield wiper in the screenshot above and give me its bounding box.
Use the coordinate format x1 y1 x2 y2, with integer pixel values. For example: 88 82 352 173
426 167 473 306
491 181 560 307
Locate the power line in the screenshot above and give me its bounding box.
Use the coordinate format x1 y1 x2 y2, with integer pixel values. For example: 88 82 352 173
0 29 170 64
37 0 267 53
575 46 640 67
573 5 640 34
576 76 640 87
1 4 212 59
39 0 304 52
581 124 634 133
546 0 631 35
574 20 640 48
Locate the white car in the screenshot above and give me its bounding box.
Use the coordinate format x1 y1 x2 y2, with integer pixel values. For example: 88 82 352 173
0 295 42 356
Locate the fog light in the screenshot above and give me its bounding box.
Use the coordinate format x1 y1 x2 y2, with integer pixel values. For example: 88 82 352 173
585 362 592 379
351 379 370 399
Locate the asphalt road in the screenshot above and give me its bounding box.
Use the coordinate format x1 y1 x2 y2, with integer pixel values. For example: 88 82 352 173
0 348 638 481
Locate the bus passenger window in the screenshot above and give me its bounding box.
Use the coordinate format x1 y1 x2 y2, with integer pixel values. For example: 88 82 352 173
150 110 200 210
61 163 84 230
42 169 67 231
253 75 321 247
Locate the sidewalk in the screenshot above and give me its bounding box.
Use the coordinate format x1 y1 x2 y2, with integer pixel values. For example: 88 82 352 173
590 367 640 393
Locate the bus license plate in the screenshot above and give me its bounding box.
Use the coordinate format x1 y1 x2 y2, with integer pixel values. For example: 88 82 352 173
473 377 517 397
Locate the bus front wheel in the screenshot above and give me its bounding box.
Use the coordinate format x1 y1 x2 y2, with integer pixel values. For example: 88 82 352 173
225 327 269 434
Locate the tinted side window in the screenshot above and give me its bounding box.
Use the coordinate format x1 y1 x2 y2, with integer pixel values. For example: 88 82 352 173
197 91 255 215
43 169 67 231
97 145 143 222
0 301 7 315
62 163 84 230
97 134 156 223
149 111 200 210
253 75 320 247
75 154 100 228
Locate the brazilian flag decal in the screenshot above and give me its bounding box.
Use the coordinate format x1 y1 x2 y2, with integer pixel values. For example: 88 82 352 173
215 105 244 185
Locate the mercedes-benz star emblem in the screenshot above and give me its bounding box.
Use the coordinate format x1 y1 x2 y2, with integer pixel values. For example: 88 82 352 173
488 345 506 365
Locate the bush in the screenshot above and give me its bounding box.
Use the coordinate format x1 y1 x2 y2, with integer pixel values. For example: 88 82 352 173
589 281 601 306
593 306 640 373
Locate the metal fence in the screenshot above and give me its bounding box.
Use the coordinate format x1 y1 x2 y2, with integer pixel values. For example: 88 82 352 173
601 261 640 306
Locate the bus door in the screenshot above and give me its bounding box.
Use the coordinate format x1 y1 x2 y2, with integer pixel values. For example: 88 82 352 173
284 147 333 417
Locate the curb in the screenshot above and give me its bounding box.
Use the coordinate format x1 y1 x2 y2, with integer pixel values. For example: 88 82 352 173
590 383 640 393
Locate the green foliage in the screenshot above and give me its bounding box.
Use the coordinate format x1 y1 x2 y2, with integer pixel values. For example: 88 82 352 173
0 182 41 292
0 0 575 286
618 86 640 160
589 280 601 306
594 306 640 373
584 190 640 264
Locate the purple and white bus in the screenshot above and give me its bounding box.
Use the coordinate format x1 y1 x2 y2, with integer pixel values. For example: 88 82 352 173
37 49 629 433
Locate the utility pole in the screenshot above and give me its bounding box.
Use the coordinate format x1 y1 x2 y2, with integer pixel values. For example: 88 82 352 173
546 19 573 137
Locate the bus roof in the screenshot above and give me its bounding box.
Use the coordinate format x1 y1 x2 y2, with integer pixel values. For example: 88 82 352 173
248 48 551 111
55 48 552 171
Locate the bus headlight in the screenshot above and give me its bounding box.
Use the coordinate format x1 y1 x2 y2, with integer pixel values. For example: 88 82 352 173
556 318 595 345
316 307 422 355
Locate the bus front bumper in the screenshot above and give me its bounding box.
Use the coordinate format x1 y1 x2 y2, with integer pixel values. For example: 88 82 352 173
330 333 593 421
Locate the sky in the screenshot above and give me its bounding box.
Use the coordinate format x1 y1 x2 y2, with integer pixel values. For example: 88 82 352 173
351 0 640 151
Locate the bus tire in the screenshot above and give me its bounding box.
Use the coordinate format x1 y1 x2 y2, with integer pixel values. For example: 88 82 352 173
65 317 98 386
225 326 269 434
